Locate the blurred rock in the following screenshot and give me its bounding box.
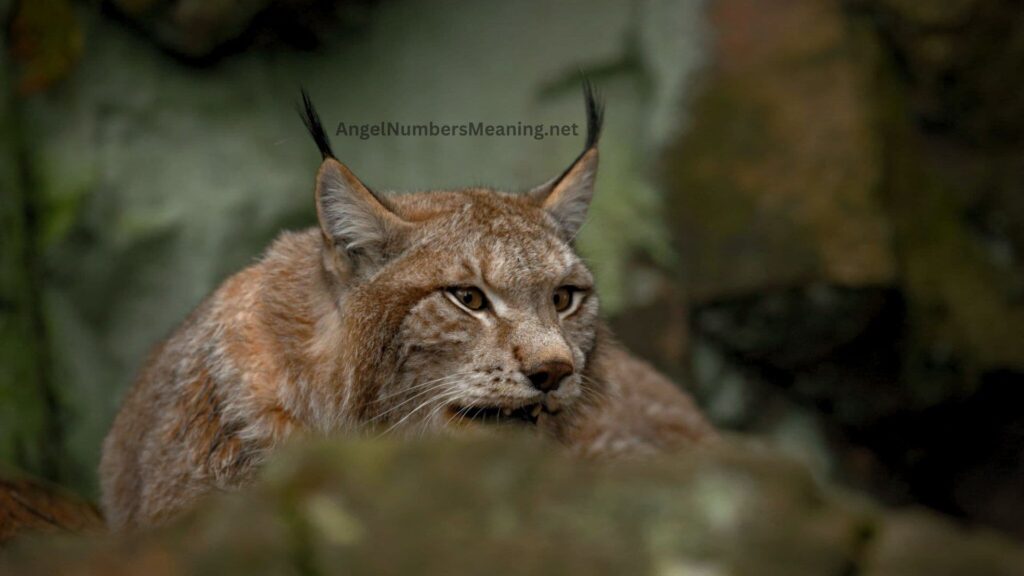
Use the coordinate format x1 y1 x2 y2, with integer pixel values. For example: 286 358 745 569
664 0 895 301
865 509 1024 576
662 0 1024 542
862 0 1024 143
870 0 977 29
110 0 280 58
662 0 903 516
7 0 83 94
3 436 1022 575
864 0 1024 370
857 0 1024 372
108 0 380 59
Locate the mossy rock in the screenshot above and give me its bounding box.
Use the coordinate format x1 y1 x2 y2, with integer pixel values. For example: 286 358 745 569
3 435 1023 575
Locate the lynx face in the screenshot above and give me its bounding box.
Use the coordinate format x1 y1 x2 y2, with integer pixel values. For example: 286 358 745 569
372 191 601 436
298 84 605 439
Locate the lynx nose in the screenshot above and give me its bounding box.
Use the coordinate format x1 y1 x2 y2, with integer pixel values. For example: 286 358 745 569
525 360 573 392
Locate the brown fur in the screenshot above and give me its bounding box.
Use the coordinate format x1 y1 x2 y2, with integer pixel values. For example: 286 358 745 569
0 476 103 545
100 88 714 529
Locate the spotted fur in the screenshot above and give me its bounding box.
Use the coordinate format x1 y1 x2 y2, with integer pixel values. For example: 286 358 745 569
99 84 714 530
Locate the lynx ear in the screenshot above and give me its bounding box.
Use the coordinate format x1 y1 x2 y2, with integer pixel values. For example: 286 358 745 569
315 158 410 272
299 88 410 275
530 149 599 241
530 79 604 241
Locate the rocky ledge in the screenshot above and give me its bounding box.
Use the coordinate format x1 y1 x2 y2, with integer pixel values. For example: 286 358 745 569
2 434 1022 575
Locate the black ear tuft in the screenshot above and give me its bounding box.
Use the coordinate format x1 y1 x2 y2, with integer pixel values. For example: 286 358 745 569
581 77 604 150
542 78 604 192
527 79 603 241
298 88 335 160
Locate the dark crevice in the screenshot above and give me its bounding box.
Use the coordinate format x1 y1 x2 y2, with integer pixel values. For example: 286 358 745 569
691 281 1024 539
98 0 379 68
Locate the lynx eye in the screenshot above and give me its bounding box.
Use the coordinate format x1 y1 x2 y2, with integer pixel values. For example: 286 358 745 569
447 287 488 312
553 286 576 313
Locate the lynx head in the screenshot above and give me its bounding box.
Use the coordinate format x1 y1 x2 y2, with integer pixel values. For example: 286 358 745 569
299 83 605 439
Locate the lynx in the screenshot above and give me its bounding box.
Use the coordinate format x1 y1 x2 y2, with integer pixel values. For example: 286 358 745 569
100 83 714 529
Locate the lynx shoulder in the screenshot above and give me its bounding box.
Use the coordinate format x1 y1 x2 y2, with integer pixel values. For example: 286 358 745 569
100 83 714 529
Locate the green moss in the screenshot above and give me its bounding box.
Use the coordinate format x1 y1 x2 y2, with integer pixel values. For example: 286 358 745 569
0 1 61 481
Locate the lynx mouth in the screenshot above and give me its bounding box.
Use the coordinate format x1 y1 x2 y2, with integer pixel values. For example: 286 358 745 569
448 403 552 426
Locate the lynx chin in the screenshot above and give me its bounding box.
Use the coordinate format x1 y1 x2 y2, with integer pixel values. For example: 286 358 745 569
100 82 715 529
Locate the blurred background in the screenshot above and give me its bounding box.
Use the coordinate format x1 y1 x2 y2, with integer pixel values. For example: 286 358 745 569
2 0 1023 548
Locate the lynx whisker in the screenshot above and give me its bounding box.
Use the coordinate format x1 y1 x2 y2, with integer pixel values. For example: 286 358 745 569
365 374 473 424
372 371 476 404
445 405 471 428
417 397 463 438
378 389 464 438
